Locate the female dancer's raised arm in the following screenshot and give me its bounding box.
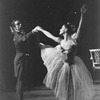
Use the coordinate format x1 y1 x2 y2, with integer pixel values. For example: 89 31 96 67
72 4 87 39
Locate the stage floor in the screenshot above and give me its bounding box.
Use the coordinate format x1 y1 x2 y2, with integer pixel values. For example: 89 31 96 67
0 84 100 100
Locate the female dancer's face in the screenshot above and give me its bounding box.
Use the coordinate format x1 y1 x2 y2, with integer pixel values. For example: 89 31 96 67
59 25 68 35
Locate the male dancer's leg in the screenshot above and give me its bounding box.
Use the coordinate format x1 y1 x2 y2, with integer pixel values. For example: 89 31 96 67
16 67 24 100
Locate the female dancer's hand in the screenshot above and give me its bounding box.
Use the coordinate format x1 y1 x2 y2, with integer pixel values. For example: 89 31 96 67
81 4 87 14
32 26 42 33
36 26 43 31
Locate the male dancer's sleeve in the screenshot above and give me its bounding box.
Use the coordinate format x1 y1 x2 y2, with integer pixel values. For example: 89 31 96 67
25 31 34 39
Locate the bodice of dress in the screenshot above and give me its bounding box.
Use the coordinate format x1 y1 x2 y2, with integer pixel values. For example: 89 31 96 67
56 38 77 62
60 38 77 53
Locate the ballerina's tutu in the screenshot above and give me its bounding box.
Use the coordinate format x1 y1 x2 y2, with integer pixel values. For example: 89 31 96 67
41 45 95 100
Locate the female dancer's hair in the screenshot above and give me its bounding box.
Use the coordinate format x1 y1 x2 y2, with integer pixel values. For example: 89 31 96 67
65 22 76 35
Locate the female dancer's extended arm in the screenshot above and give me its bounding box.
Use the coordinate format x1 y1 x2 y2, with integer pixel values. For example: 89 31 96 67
72 4 87 39
34 26 61 43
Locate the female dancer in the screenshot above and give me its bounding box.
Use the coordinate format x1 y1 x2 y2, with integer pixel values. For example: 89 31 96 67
35 4 95 100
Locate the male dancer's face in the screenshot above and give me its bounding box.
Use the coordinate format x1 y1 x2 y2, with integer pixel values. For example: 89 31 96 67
14 20 23 32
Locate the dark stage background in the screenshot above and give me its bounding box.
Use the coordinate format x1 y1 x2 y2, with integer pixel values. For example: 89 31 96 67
0 0 100 90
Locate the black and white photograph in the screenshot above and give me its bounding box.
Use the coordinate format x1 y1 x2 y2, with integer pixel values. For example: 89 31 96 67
0 0 100 100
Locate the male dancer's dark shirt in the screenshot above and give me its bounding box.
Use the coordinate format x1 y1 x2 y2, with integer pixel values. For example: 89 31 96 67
13 31 42 78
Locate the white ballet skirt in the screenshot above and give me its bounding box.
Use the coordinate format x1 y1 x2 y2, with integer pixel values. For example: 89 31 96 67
41 44 95 100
